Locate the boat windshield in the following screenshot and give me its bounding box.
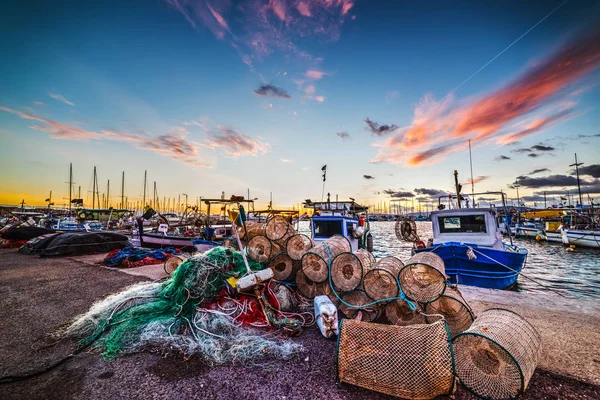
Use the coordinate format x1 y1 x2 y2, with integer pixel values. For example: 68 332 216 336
439 215 487 233
314 219 343 237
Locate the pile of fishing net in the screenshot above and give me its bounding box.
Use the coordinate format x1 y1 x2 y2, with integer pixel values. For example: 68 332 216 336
59 247 306 365
18 232 130 257
1 226 55 249
104 246 182 268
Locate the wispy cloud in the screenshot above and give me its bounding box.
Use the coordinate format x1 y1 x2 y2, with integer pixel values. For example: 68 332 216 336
372 27 600 165
364 118 398 137
363 175 375 180
306 70 326 79
205 126 270 158
463 175 489 185
49 93 75 106
495 155 511 161
497 108 577 145
385 90 399 103
280 157 294 163
383 189 415 198
336 131 350 140
254 84 291 99
529 168 550 175
33 101 44 106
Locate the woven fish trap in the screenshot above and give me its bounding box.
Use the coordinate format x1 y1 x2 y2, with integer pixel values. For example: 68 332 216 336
268 252 296 281
337 319 455 399
164 255 188 275
246 235 277 263
286 234 315 260
266 216 294 241
339 290 380 322
240 221 266 240
425 286 474 337
385 299 427 326
296 270 332 299
399 252 447 303
301 235 351 283
330 249 374 292
363 256 404 300
453 308 542 400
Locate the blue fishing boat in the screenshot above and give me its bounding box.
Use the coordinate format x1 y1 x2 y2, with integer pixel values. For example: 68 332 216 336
415 199 528 289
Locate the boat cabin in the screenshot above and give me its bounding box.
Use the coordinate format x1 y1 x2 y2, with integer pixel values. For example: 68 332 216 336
431 208 503 250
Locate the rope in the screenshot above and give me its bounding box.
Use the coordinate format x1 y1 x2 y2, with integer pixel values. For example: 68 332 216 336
469 246 568 298
324 243 417 311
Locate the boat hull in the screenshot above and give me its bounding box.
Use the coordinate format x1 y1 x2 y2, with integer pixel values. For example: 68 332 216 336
543 231 562 243
415 242 527 290
139 232 194 249
516 227 539 238
565 230 600 249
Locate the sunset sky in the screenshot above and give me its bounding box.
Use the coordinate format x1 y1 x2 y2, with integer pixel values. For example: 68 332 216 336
1 0 600 210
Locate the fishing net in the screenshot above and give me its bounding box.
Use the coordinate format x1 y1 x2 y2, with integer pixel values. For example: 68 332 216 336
60 247 304 364
453 308 542 400
286 234 315 260
337 319 455 399
239 222 266 241
398 252 447 303
385 299 427 326
18 233 61 254
246 235 276 263
425 286 474 337
338 290 380 322
395 219 420 242
265 216 294 241
1 226 54 241
268 252 296 281
301 236 351 283
104 246 181 268
363 256 404 301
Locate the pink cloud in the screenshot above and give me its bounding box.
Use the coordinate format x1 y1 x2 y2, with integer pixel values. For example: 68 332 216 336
269 0 287 21
296 1 311 16
314 95 325 102
49 93 75 106
372 27 600 166
207 2 230 31
205 126 270 158
304 84 316 96
306 69 326 79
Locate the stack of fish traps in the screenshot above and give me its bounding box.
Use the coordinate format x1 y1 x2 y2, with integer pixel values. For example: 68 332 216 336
243 216 314 282
334 250 542 400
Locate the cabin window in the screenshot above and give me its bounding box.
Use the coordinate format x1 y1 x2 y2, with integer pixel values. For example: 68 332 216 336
314 220 343 237
439 215 487 233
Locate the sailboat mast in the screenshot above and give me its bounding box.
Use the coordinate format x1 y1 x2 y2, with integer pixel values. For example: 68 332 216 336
468 139 474 207
121 171 125 209
153 181 157 209
92 167 97 210
569 153 584 206
143 170 147 208
107 180 110 208
68 162 73 210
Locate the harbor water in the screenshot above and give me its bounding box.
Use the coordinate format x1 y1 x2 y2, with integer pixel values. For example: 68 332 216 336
299 221 600 300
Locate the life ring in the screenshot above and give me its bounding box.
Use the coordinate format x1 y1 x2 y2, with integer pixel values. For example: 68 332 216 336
414 240 426 249
77 211 86 220
85 212 94 220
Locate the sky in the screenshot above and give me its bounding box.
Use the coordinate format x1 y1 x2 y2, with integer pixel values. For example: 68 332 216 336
1 0 600 210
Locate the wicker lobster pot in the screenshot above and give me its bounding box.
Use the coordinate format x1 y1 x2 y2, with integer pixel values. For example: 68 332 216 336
425 286 474 337
239 222 266 241
296 270 332 299
301 235 351 283
339 290 380 322
453 308 542 400
246 235 280 263
265 216 294 241
286 234 315 261
385 299 427 326
268 252 296 281
330 249 375 292
164 255 188 275
398 252 447 303
363 256 404 300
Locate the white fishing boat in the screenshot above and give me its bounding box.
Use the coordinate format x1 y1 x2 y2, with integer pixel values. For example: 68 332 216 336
515 221 540 238
563 229 600 249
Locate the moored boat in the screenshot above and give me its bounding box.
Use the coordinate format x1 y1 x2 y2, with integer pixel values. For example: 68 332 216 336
563 229 600 249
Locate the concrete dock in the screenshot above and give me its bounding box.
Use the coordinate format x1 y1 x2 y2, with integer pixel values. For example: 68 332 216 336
1 248 599 399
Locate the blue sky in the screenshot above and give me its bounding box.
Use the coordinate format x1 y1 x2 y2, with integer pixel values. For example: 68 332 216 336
1 0 599 209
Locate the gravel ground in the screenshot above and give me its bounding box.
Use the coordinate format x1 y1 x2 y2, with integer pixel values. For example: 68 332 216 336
1 249 599 400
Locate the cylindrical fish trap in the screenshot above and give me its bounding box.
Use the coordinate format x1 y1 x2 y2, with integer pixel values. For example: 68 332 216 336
301 236 351 283
339 290 380 322
246 235 276 263
398 252 447 303
286 234 315 260
268 252 296 281
363 256 404 300
296 270 331 299
337 319 455 399
425 286 474 337
330 252 363 292
164 255 188 275
385 299 426 326
265 216 293 241
453 308 542 400
239 221 266 240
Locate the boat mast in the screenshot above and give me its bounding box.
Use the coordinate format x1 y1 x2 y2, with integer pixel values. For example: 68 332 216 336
453 170 462 209
68 162 73 211
121 171 125 209
92 166 97 210
143 170 147 208
468 139 475 207
569 153 583 207
106 179 110 208
153 181 157 209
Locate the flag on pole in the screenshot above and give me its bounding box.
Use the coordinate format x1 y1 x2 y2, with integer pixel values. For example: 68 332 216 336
321 165 327 182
